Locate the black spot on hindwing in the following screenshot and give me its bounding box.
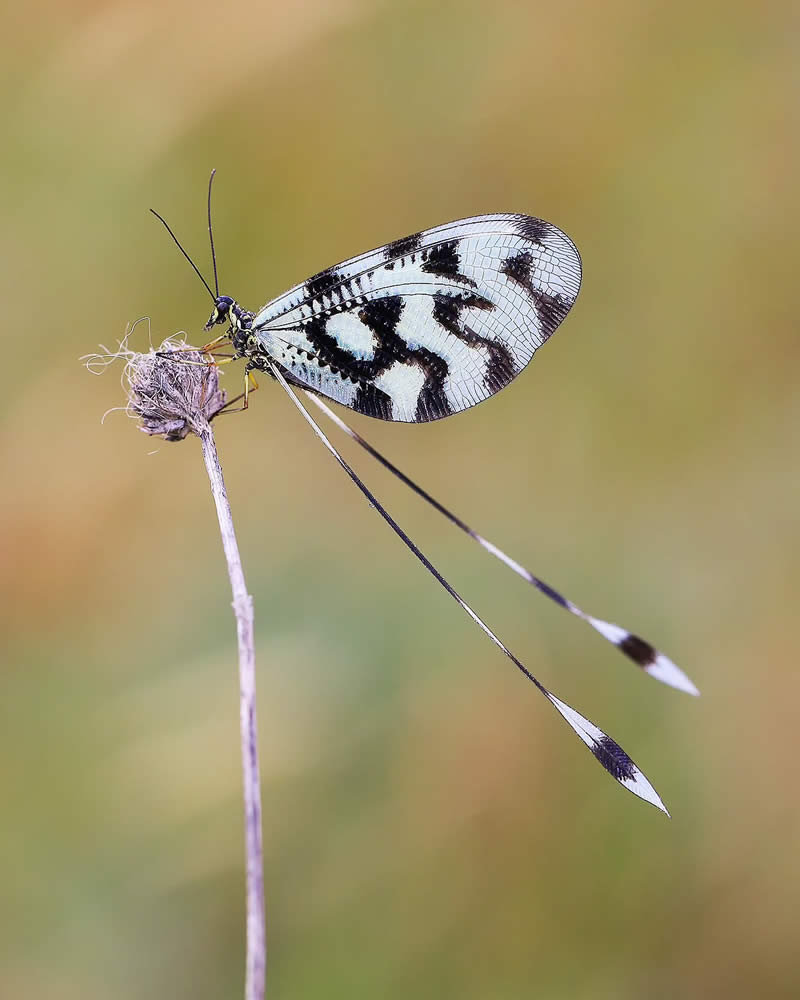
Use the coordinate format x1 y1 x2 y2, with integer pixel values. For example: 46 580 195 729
591 735 637 783
619 634 657 669
533 578 569 609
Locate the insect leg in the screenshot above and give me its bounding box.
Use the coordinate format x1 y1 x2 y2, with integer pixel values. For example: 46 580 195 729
216 369 259 416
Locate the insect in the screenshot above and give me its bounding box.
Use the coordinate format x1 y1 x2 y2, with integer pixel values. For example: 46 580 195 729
152 174 697 814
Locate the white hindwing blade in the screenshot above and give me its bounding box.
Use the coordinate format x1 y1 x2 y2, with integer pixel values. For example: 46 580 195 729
251 214 582 422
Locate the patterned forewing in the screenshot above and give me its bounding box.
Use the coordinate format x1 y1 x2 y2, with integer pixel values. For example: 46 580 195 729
251 215 581 422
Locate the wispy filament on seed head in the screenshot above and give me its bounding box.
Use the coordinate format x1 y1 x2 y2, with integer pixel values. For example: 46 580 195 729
87 336 228 440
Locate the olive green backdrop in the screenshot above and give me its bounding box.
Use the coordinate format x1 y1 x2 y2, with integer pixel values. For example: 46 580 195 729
2 1 799 997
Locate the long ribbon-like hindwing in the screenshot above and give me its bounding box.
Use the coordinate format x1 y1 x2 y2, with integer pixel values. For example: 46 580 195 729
302 392 698 697
268 361 668 814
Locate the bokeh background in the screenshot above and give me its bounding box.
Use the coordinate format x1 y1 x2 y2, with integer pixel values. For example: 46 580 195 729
2 1 799 997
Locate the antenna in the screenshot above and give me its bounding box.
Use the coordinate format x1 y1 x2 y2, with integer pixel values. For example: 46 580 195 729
149 208 216 302
207 168 220 297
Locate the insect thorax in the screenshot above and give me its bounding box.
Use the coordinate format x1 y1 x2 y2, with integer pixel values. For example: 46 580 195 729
231 320 258 359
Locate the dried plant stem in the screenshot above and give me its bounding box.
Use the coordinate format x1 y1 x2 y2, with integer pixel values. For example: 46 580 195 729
199 424 266 1000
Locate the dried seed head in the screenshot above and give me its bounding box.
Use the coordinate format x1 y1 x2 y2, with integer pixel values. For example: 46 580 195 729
86 336 228 440
126 338 228 440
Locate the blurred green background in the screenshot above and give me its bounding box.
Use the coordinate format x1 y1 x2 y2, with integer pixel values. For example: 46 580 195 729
2 1 799 997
